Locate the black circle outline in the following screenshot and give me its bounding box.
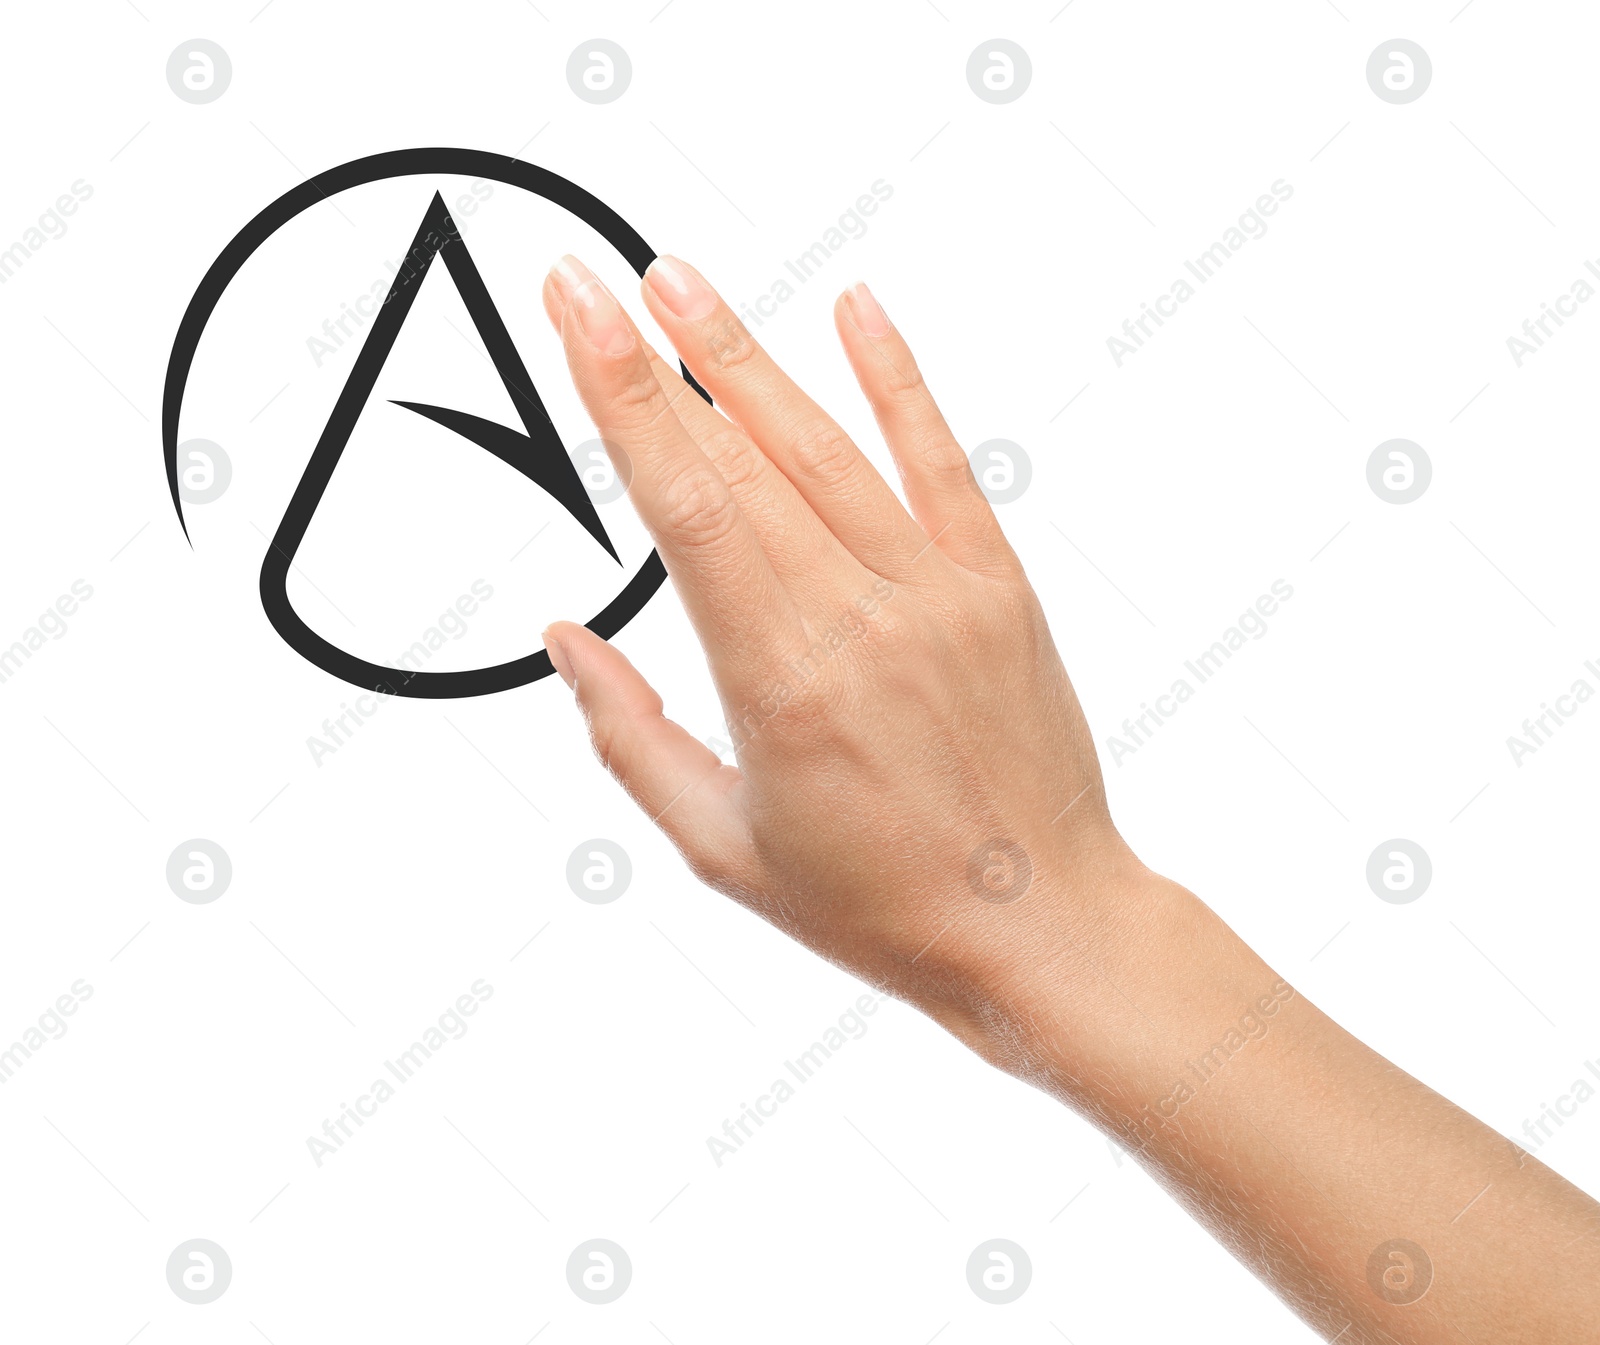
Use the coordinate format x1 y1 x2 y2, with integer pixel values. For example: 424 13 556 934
162 147 705 697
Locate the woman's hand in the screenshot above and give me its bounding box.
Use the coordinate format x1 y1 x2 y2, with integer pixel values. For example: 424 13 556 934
539 253 1600 1345
539 254 1148 1063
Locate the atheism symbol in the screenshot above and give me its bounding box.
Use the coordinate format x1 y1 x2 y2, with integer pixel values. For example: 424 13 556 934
162 148 705 697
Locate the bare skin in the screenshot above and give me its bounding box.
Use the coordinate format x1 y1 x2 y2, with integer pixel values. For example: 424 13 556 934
537 253 1600 1343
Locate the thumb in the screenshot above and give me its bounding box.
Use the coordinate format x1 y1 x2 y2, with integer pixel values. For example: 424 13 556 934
542 621 750 884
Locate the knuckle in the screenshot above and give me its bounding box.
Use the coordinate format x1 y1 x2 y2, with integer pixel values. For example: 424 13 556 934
777 668 848 736
996 577 1039 623
879 353 927 401
981 534 1029 581
608 365 675 432
587 713 629 779
862 603 921 663
876 640 948 714
937 599 988 656
999 583 1046 653
807 595 921 677
790 421 859 483
660 468 738 546
699 426 765 494
766 634 851 724
702 315 759 372
851 594 915 652
928 579 1017 652
921 439 979 493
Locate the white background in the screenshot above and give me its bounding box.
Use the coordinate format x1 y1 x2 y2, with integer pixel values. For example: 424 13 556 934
1 1 1596 1341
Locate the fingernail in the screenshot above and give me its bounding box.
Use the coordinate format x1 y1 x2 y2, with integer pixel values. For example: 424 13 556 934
572 278 635 355
645 255 718 321
549 253 596 304
845 281 891 338
543 628 576 689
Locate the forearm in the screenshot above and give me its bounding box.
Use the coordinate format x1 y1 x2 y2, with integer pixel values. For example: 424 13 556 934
977 872 1600 1343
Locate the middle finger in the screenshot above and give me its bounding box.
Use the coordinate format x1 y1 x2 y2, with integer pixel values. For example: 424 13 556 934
544 257 855 608
639 256 934 581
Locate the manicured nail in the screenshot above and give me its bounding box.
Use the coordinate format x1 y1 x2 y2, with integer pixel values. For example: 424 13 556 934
845 281 891 338
550 253 596 303
645 255 718 321
572 278 634 355
542 628 576 689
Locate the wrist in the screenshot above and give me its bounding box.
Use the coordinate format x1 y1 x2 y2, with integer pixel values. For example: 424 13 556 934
951 858 1284 1125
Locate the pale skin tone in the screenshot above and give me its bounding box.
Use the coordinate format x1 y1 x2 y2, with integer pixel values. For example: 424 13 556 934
536 253 1600 1342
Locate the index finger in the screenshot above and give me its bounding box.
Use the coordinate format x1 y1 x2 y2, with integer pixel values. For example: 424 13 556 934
551 260 807 681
